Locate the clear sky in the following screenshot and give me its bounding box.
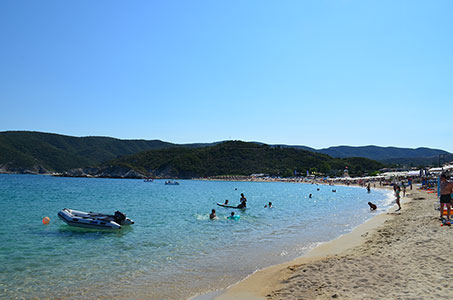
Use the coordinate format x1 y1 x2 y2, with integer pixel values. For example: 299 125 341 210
1 1 452 151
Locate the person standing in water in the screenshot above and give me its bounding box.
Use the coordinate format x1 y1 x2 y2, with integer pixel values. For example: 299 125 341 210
395 185 401 211
237 193 247 208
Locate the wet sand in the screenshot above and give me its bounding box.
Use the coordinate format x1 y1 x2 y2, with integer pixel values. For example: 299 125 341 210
214 188 451 300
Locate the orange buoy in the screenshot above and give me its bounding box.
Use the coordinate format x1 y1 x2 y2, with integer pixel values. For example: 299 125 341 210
42 216 50 225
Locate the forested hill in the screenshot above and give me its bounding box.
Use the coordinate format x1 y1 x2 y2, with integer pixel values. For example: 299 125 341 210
107 141 384 178
0 131 447 175
316 145 449 161
0 131 181 173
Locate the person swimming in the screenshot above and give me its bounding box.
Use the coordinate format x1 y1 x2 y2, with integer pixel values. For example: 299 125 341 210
227 212 239 219
209 209 217 219
309 194 313 198
264 202 273 208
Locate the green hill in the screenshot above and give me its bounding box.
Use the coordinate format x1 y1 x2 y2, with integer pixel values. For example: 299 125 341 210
1 131 447 175
0 131 178 173
0 131 392 177
107 141 384 178
316 145 449 161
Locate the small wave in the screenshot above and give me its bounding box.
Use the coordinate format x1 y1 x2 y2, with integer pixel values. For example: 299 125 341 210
195 214 210 221
381 190 396 207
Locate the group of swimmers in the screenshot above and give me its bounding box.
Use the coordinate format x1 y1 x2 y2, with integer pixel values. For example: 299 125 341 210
210 210 239 220
209 193 273 220
209 186 389 220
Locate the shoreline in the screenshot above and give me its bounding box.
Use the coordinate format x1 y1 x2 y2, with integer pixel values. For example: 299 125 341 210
2 174 416 300
191 186 397 300
208 186 445 300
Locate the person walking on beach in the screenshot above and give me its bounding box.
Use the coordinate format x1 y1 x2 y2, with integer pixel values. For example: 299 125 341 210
439 173 453 221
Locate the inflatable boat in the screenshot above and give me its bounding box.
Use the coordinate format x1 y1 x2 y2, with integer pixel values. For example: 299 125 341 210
58 208 134 230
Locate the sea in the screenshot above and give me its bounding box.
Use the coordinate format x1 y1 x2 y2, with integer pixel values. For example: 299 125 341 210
0 174 393 300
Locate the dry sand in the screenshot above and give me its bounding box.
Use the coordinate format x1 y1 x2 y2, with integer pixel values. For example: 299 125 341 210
215 188 452 300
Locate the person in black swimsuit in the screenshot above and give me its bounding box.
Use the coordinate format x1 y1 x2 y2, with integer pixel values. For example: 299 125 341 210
237 193 247 208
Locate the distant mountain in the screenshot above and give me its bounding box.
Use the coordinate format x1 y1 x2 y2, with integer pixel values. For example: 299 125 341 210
104 141 384 178
380 153 453 167
315 145 449 161
265 144 450 166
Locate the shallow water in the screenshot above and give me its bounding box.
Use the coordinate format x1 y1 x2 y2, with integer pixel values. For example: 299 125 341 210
0 175 392 299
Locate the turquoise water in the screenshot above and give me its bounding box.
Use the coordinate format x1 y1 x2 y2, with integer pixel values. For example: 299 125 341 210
0 175 392 300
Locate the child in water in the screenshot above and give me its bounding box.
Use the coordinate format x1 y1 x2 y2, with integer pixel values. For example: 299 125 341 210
368 202 377 210
209 209 217 220
227 212 239 220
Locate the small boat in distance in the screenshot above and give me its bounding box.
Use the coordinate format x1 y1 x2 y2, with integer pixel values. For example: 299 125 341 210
165 180 180 185
58 208 134 230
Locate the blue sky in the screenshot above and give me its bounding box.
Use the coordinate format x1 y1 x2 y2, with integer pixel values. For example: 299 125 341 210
1 1 452 151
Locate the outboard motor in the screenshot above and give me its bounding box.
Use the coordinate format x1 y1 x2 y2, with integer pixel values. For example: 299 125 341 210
114 211 126 224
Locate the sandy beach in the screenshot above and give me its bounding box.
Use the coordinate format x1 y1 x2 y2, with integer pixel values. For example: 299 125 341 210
214 187 451 300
